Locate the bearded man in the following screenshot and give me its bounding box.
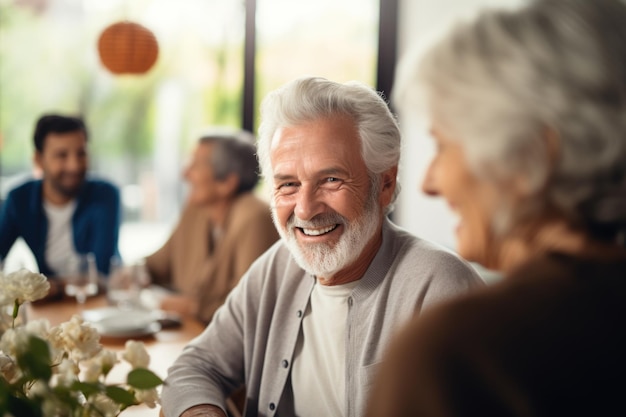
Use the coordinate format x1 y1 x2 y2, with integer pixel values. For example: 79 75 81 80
161 77 483 417
0 114 120 286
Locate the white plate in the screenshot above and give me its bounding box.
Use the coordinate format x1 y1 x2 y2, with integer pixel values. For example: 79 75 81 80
82 307 162 338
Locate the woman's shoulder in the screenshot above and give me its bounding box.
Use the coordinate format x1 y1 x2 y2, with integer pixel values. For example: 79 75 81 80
232 192 271 214
400 251 626 355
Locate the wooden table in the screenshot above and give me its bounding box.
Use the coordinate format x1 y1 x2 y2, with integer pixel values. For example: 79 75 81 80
28 295 206 416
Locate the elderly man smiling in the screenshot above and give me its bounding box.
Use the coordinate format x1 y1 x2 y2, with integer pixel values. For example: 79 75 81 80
161 77 483 417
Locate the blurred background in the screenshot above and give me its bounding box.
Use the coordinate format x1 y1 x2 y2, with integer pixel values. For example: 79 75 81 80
0 0 522 280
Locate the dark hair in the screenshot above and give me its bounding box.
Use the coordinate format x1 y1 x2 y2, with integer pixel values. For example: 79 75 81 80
199 130 260 195
33 114 88 152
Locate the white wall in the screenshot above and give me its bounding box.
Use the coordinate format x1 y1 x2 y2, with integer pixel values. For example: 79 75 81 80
394 0 525 252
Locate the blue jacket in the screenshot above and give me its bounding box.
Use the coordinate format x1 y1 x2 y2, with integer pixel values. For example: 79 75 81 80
0 178 121 277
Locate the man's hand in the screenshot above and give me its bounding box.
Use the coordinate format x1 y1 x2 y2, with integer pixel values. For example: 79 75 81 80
180 404 227 417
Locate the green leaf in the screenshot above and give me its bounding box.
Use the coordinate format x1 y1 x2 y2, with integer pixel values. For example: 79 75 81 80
71 380 103 398
105 385 137 407
17 336 52 381
27 336 51 362
126 368 163 389
51 385 82 408
0 381 8 415
7 394 43 417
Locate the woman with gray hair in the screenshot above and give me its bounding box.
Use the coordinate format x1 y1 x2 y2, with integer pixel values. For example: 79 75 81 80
144 129 279 324
367 0 626 415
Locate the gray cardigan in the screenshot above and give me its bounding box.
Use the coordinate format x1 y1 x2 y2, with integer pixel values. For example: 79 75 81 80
161 219 484 417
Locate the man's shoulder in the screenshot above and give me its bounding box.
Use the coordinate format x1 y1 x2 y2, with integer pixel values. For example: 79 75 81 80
246 239 305 282
381 221 483 294
4 179 41 208
386 221 473 270
6 178 40 197
81 178 120 200
84 178 119 193
239 239 311 300
249 239 294 270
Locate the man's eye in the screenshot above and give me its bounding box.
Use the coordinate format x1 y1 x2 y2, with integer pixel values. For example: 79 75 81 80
324 177 343 185
321 177 342 188
276 182 298 193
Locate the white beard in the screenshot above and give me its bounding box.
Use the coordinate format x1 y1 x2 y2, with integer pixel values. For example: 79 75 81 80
273 193 381 279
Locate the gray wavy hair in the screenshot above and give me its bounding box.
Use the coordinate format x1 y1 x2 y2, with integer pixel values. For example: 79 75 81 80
257 76 401 213
199 129 259 195
396 0 626 241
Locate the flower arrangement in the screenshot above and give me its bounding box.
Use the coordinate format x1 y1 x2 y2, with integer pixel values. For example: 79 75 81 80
0 268 163 417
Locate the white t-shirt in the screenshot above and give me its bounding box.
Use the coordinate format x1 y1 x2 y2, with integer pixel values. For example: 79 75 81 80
292 279 360 417
44 200 78 275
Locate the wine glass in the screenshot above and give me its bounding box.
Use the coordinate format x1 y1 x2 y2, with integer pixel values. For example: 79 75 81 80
106 257 142 309
63 253 99 305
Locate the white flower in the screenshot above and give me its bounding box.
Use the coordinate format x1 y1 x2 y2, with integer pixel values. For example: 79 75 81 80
83 360 102 383
41 397 72 417
0 268 50 305
83 349 118 382
55 358 79 387
53 315 101 361
0 326 30 357
47 326 66 364
24 319 51 339
0 354 20 383
90 393 121 417
0 268 163 416
123 340 150 369
27 380 49 398
0 319 50 358
135 388 160 408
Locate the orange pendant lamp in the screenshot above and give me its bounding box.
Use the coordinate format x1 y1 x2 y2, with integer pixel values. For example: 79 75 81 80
97 21 159 75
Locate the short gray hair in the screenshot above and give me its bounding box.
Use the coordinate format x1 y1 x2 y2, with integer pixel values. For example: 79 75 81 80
396 0 626 241
257 76 401 212
199 129 259 195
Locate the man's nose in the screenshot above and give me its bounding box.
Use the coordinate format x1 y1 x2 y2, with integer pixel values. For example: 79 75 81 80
67 154 86 172
182 164 191 180
294 185 325 221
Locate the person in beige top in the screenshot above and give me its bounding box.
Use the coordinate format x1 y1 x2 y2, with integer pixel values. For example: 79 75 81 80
145 130 279 323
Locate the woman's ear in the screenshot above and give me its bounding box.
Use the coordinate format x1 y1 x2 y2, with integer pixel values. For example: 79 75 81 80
544 128 561 169
219 173 240 198
512 128 561 199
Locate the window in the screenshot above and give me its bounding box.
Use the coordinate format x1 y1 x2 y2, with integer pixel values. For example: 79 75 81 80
0 0 391 264
255 0 379 118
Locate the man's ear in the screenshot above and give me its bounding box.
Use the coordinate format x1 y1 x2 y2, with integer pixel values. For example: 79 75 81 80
34 151 43 170
379 165 398 207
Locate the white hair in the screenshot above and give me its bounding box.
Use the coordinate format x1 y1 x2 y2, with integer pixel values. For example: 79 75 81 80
257 76 401 213
395 0 626 241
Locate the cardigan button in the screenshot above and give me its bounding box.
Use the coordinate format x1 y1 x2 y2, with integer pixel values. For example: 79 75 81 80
297 310 303 318
282 359 289 368
269 402 276 411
